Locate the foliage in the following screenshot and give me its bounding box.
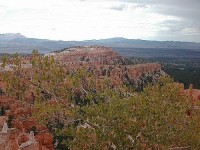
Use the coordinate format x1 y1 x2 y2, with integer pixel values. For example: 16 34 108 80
58 77 198 149
0 106 5 116
163 65 200 89
7 115 13 128
1 51 200 149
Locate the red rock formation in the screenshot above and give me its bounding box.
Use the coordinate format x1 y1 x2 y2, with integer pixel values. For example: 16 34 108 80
20 142 39 150
35 133 54 150
0 46 163 149
23 119 36 131
0 82 54 150
12 120 24 131
174 83 200 103
18 132 29 145
48 46 126 65
0 128 21 150
185 89 200 102
7 130 20 150
0 116 8 127
48 46 162 89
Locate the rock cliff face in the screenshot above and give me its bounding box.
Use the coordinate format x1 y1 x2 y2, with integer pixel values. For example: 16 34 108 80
0 78 54 150
47 46 127 65
48 46 162 90
0 96 54 150
185 89 200 101
174 83 200 103
0 46 163 150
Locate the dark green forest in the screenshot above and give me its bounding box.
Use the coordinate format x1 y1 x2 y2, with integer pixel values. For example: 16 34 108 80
129 57 200 89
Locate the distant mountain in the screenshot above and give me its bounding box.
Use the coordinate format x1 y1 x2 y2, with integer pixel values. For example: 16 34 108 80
0 33 200 54
0 33 26 41
86 37 200 50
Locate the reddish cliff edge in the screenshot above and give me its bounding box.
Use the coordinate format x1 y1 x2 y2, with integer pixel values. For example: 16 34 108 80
48 46 163 89
1 46 200 150
0 46 163 150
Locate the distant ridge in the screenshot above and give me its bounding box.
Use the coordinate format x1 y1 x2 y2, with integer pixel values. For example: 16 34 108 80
0 33 200 54
0 33 26 41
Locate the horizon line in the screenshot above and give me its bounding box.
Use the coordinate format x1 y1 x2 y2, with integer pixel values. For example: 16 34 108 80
0 32 200 44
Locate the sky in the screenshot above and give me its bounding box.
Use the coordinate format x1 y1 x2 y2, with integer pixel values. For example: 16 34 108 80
0 0 200 42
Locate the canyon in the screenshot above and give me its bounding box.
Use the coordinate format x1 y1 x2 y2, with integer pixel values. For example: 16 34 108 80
0 46 200 150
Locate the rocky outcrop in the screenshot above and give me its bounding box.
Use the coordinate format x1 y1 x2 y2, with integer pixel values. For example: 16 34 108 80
185 89 200 102
0 46 163 149
0 93 53 150
175 83 200 102
47 46 127 65
48 46 162 90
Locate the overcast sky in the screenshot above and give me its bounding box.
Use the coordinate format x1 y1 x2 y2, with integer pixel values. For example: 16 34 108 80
0 0 200 42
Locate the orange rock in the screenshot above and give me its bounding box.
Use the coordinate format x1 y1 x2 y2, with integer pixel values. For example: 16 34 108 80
23 119 37 131
35 133 54 150
7 139 20 150
35 135 43 150
20 142 40 150
35 124 48 132
0 116 8 127
184 89 200 102
18 133 29 145
198 95 200 100
6 128 20 150
12 120 24 131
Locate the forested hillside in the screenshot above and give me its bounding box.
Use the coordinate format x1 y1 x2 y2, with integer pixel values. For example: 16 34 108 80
0 48 200 149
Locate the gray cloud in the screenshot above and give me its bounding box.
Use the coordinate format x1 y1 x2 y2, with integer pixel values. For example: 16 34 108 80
117 0 200 20
154 19 200 42
116 0 152 3
115 0 200 42
1 0 200 42
154 1 200 20
154 0 200 41
110 4 127 11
